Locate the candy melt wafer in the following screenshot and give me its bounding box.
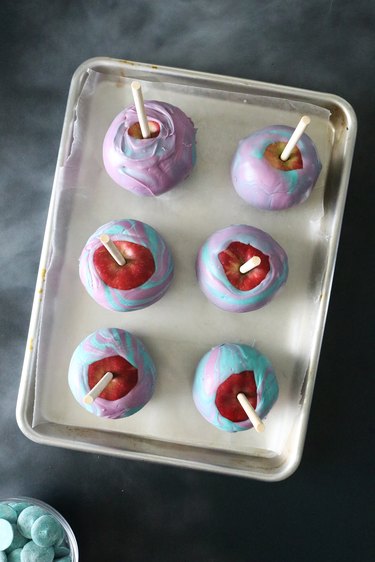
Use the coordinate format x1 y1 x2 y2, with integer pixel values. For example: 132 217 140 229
0 519 14 550
0 498 77 561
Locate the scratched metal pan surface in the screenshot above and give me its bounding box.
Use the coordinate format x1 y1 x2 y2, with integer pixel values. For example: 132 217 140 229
16 58 356 480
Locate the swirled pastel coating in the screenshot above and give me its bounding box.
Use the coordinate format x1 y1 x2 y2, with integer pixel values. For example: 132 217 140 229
193 343 279 432
103 100 196 196
79 219 174 312
196 224 288 312
231 125 322 210
68 328 156 419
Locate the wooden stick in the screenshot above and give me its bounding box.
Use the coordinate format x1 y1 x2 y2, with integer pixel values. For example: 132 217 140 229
131 81 150 139
237 393 264 433
239 256 261 274
280 115 311 161
84 372 113 404
99 234 126 266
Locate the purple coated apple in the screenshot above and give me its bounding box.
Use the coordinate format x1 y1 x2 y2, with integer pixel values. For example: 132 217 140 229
79 219 174 312
103 101 196 196
231 125 322 210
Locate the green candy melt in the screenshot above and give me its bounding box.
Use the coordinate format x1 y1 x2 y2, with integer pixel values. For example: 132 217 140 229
0 505 17 524
7 504 31 517
8 548 22 561
6 525 28 552
53 545 70 557
17 507 47 540
0 519 14 550
19 541 54 562
0 502 72 561
31 515 64 548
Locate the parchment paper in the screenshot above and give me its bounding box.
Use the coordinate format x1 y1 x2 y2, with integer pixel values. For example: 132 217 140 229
33 69 331 457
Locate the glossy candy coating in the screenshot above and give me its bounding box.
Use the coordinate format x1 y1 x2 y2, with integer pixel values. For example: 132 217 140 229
79 219 174 312
193 343 279 432
231 125 322 210
68 328 156 419
103 100 196 196
196 224 288 312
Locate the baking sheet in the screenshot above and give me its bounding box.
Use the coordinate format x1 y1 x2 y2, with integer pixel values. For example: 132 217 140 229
17 58 356 480
31 66 331 461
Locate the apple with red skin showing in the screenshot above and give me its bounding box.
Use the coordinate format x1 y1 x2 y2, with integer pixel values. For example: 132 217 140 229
218 241 270 291
263 141 303 171
93 241 155 290
88 355 138 401
215 371 257 422
128 120 160 139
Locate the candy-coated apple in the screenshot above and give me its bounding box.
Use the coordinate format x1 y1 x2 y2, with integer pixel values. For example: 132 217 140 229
196 224 288 313
79 219 174 312
193 343 279 432
103 100 196 196
231 125 322 210
68 328 157 419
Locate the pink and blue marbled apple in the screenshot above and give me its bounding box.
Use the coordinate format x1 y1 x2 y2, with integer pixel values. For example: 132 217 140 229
103 100 196 196
231 125 322 210
79 219 174 312
193 343 279 432
196 224 288 312
68 328 156 419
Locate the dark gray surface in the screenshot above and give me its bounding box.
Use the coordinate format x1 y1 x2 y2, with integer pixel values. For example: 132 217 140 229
1 1 374 560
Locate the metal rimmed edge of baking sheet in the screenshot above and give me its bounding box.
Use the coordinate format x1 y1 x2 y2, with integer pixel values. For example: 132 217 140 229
16 57 357 481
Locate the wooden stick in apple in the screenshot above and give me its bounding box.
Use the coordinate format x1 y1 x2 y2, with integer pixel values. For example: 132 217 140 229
239 256 261 274
280 115 311 162
83 371 114 404
131 81 151 139
237 392 265 432
99 234 126 266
